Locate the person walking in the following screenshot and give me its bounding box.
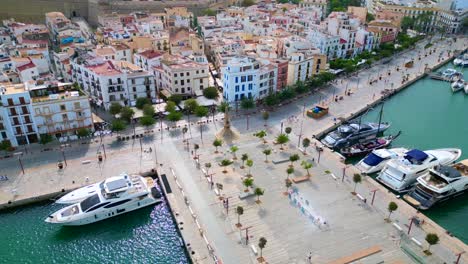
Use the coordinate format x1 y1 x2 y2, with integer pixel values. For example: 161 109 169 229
307 252 312 263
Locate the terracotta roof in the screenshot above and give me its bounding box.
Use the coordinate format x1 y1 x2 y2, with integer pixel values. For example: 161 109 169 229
340 38 347 44
17 61 36 72
139 50 165 59
86 61 121 76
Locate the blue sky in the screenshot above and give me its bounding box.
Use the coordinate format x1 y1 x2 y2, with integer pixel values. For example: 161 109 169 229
455 0 468 9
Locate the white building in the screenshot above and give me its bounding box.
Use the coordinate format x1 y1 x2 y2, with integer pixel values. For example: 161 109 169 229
221 56 277 102
287 52 326 85
71 58 157 109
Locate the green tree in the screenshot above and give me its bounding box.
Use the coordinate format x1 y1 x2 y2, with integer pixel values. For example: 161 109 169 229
120 107 135 122
0 140 12 151
241 0 255 7
387 201 398 220
246 159 254 176
168 94 183 105
285 127 292 135
240 97 255 109
195 105 209 118
302 138 311 152
286 167 294 179
213 138 223 153
220 159 233 173
76 128 90 137
165 101 177 112
262 111 269 126
136 97 151 109
294 81 308 94
289 154 300 167
353 173 362 193
254 130 267 143
258 237 267 259
264 94 279 106
243 177 254 192
109 102 123 116
276 134 289 149
401 16 415 33
203 87 219 99
205 162 212 174
236 205 244 227
166 111 183 123
140 115 155 128
366 12 375 22
143 104 155 116
39 133 54 145
230 145 239 159
263 149 272 162
425 233 439 253
218 101 230 113
285 178 292 194
203 8 217 16
254 187 264 203
184 98 199 113
301 161 313 176
111 119 126 133
241 153 249 169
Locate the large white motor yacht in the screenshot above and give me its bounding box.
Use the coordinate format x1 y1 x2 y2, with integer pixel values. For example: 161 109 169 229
45 174 162 226
376 148 461 193
355 147 408 174
405 160 468 210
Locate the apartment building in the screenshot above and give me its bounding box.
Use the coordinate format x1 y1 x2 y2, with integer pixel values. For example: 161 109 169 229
287 52 326 85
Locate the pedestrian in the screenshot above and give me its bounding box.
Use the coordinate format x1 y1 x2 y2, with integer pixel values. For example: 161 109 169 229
308 252 312 263
149 147 152 153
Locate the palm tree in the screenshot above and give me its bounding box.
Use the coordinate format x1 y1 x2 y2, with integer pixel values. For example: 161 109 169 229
284 178 292 195
263 149 272 162
243 178 254 192
387 201 398 221
230 145 239 160
220 159 233 173
276 134 289 150
286 167 294 179
193 144 199 158
254 130 267 143
246 159 254 177
301 161 313 176
289 154 300 167
213 138 223 153
254 187 264 203
240 153 249 169
205 162 212 175
302 138 311 153
236 206 244 228
258 237 267 261
424 233 439 255
353 173 362 193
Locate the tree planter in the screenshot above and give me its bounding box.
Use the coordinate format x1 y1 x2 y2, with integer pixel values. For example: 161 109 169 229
257 257 265 263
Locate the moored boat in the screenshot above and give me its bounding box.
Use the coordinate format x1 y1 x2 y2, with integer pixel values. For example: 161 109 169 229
356 147 408 174
45 175 162 226
340 131 401 158
376 148 462 193
404 160 468 210
321 122 390 149
451 79 464 92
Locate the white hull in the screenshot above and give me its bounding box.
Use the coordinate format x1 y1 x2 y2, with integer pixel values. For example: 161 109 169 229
356 148 408 174
56 182 101 204
464 84 468 94
47 195 161 226
377 148 462 193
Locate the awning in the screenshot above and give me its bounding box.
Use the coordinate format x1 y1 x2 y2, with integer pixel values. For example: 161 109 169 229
92 113 104 123
405 149 428 162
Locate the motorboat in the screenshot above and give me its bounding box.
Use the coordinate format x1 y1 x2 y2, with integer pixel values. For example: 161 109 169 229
451 79 465 92
57 173 130 204
441 68 457 79
405 160 468 210
45 175 162 226
339 131 401 158
356 147 408 174
454 54 468 67
376 148 462 193
321 122 390 149
430 69 463 81
465 82 468 94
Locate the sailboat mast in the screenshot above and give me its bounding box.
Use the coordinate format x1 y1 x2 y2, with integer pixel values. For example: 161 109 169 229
376 103 384 138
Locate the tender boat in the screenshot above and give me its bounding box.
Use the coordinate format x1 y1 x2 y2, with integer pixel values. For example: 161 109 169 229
405 160 468 210
45 175 162 226
321 122 390 149
376 148 462 193
453 56 463 66
464 82 468 94
356 147 408 174
451 79 465 92
339 131 401 158
441 68 457 79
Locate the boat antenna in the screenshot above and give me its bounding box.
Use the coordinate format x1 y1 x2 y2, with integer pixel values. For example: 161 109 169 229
375 103 384 140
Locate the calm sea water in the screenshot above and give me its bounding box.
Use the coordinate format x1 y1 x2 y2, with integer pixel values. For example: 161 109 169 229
0 195 189 263
360 62 468 243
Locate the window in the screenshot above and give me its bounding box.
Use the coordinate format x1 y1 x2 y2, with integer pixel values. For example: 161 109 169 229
60 105 66 111
235 77 239 83
21 106 28 114
62 114 68 120
242 84 245 91
132 79 135 85
247 75 253 81
235 85 240 92
181 80 185 85
86 202 110 212
27 125 33 133
196 70 199 74
201 70 205 73
175 80 178 85
19 97 26 104
35 108 41 115
133 87 136 92
25 116 31 123
241 76 246 82
181 73 184 77
74 102 81 109
187 79 190 83
248 83 253 90
181 88 185 93
174 73 177 77
186 72 190 76
103 199 131 209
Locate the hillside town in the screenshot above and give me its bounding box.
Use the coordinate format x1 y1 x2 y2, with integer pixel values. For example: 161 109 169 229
0 0 468 263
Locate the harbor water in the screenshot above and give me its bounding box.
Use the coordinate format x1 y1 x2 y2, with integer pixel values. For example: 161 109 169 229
360 62 468 243
0 194 189 263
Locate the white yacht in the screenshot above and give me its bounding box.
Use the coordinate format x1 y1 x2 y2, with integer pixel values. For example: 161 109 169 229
376 148 462 193
45 175 162 226
355 147 408 174
451 79 465 92
405 160 468 210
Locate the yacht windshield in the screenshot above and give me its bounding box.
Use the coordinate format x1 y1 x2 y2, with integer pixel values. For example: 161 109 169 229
80 194 101 212
385 166 406 180
363 153 384 166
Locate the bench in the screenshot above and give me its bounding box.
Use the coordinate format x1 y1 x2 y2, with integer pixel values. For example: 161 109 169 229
250 244 258 255
214 188 220 196
356 193 367 203
411 237 423 248
272 159 289 165
292 176 310 183
239 192 255 200
392 223 403 232
81 160 91 164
